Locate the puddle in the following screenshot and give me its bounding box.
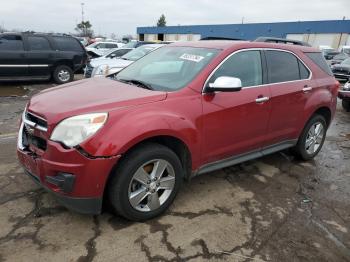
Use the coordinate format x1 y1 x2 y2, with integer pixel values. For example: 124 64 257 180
0 86 29 97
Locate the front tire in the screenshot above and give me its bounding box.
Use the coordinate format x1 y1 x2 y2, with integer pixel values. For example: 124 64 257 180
53 65 74 84
342 99 350 112
293 114 327 161
108 143 183 221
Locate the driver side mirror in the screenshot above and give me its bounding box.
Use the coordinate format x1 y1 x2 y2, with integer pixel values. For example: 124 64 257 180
109 54 117 58
207 76 242 92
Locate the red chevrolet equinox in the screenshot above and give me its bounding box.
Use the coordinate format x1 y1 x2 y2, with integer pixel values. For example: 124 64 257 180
17 41 338 221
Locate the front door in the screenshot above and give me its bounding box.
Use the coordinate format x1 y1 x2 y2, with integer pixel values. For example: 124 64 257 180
201 50 271 164
0 34 28 78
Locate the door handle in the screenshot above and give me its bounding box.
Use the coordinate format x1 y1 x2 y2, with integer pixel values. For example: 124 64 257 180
302 86 313 93
255 96 270 103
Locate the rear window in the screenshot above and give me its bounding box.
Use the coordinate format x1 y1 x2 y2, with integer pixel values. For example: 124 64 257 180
305 52 333 76
0 35 24 51
52 36 83 52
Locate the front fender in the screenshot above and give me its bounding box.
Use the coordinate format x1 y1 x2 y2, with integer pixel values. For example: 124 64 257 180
80 105 201 168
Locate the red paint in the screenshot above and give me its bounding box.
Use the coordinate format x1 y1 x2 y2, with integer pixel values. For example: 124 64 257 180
17 41 338 200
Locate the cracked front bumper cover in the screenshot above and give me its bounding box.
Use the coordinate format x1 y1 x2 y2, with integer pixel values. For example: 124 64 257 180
24 169 102 214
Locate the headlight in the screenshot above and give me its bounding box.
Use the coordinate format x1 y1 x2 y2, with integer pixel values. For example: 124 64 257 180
50 113 108 147
92 64 110 77
344 81 350 90
92 65 123 77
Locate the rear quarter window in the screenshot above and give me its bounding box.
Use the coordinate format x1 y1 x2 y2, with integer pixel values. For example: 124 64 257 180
305 52 333 76
52 37 83 52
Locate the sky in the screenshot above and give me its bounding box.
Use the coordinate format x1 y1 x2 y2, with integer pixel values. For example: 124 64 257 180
0 0 349 38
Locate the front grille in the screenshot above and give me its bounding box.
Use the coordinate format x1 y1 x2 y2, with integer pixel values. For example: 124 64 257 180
25 112 48 129
23 125 47 151
21 110 48 151
84 64 94 78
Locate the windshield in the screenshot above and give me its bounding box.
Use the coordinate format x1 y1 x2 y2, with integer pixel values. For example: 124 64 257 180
341 58 350 65
115 46 219 92
123 42 138 48
121 45 159 61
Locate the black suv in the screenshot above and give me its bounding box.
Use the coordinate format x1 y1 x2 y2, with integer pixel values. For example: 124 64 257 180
0 32 87 84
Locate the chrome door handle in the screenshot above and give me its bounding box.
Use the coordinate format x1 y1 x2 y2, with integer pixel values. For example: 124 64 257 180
302 86 313 93
255 96 270 103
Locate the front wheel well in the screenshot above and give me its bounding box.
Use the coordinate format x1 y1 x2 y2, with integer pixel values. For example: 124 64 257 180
120 136 192 179
102 136 192 211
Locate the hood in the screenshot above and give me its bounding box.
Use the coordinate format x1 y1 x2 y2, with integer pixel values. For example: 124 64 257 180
90 58 133 69
27 77 167 125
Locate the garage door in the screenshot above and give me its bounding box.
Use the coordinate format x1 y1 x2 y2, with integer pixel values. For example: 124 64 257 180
312 34 336 48
286 34 304 41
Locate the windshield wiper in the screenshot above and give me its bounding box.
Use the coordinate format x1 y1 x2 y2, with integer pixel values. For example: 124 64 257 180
118 78 154 90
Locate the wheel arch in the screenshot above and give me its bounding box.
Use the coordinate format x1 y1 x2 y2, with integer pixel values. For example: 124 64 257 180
102 135 193 209
311 106 332 127
52 60 74 72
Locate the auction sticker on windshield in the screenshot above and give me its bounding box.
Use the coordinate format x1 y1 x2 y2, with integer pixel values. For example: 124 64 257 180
180 54 205 62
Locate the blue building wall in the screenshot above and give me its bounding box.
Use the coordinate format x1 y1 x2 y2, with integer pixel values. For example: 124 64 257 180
137 20 350 40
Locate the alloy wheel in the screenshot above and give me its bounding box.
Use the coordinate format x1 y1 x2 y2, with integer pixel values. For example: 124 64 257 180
305 122 324 154
58 69 70 82
128 159 176 212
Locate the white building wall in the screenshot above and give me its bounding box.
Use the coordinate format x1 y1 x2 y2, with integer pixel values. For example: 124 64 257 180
286 34 304 41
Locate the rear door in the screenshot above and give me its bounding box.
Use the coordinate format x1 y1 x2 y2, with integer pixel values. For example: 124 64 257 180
24 35 53 78
263 50 312 146
202 50 272 164
0 34 28 78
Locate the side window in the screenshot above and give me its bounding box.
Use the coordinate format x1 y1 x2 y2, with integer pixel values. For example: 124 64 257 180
265 51 300 83
298 60 310 79
0 35 24 51
209 50 263 87
52 37 83 52
27 36 51 51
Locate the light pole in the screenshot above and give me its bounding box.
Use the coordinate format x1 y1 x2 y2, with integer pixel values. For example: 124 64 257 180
81 2 85 36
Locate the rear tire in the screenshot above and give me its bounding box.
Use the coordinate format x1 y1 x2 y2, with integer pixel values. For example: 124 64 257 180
53 65 74 84
342 99 350 112
293 114 327 161
108 143 183 221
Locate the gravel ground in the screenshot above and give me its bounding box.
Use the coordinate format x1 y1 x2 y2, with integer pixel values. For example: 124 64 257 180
0 78 349 262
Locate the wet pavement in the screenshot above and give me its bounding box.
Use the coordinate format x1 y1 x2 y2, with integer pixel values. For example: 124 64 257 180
0 79 349 262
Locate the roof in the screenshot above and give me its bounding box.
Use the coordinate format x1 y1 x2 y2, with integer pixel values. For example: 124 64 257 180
168 40 319 52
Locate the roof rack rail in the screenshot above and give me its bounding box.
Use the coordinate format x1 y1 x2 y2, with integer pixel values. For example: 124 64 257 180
254 37 311 47
200 37 242 41
21 31 73 37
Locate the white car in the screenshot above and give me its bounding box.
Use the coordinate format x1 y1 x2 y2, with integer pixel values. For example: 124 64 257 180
89 44 165 78
86 41 125 57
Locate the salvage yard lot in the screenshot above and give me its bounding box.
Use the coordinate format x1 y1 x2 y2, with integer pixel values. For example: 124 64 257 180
0 79 349 262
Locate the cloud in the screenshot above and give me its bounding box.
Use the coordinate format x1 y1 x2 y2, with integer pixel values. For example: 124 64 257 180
0 0 349 37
